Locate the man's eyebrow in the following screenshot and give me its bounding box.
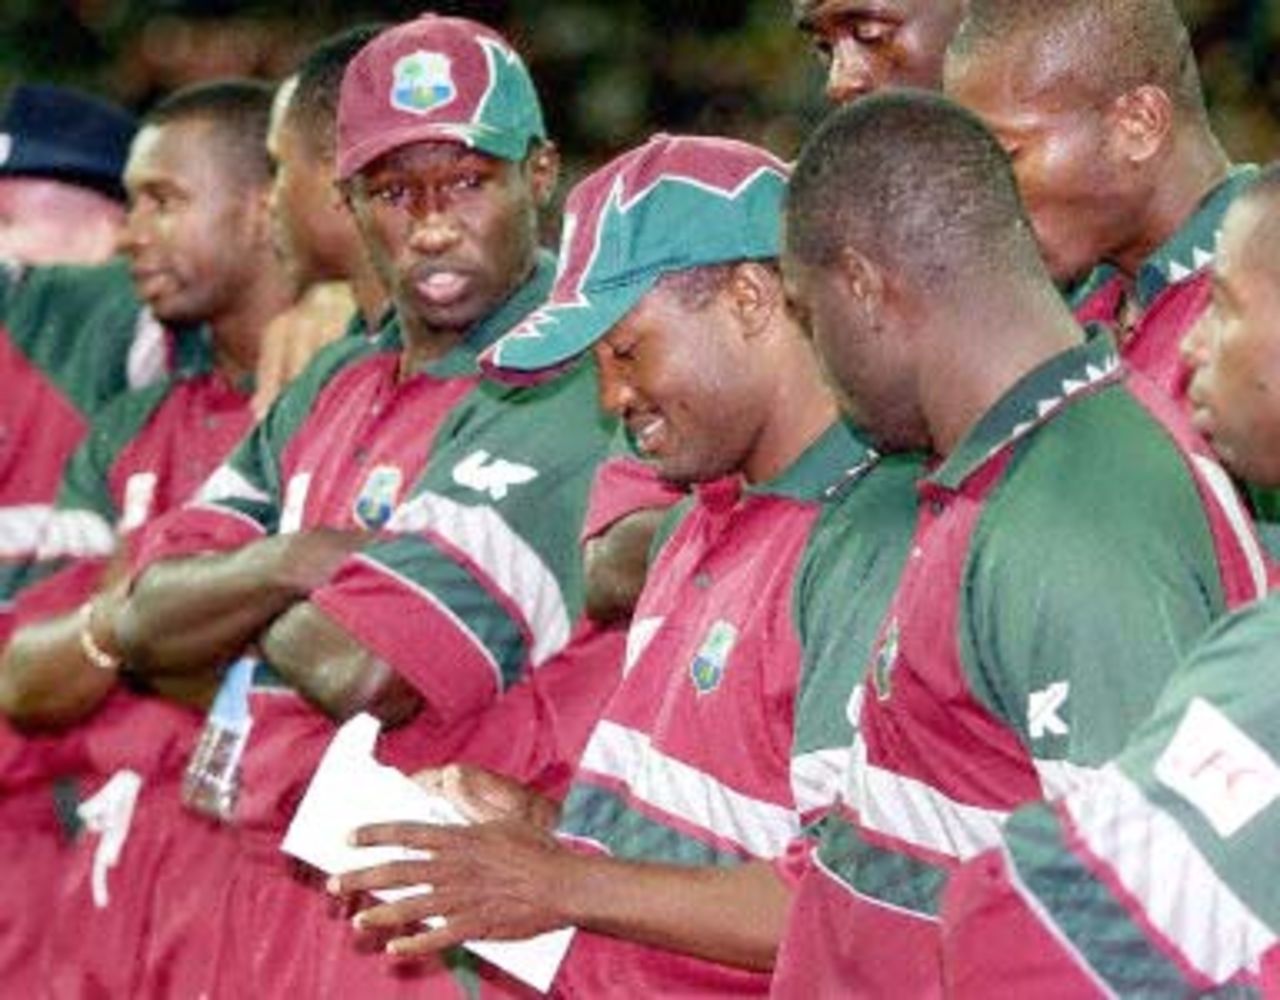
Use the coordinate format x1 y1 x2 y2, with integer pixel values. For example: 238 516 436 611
795 3 901 30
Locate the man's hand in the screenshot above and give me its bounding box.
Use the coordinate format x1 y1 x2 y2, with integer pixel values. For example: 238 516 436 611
329 818 574 955
264 527 370 594
330 817 790 970
413 764 560 829
253 281 355 418
582 507 669 626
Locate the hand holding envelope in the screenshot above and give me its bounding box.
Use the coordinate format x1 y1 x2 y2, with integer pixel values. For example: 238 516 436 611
281 713 575 993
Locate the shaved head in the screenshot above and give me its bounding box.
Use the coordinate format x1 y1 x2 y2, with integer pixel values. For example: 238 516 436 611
786 89 1040 289
951 0 1206 120
784 91 1077 453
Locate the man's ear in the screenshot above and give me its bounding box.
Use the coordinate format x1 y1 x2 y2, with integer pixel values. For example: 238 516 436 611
246 186 276 251
526 142 561 208
837 244 888 327
325 165 347 212
727 261 786 339
1107 84 1174 168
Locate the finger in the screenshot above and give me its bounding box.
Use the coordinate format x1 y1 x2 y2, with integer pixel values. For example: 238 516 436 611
329 858 435 897
351 820 452 847
351 892 442 933
385 920 469 958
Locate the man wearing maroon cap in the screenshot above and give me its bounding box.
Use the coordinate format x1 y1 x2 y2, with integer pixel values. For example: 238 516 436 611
92 15 612 997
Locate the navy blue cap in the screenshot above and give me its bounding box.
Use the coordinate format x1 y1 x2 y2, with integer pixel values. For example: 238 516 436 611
0 84 138 203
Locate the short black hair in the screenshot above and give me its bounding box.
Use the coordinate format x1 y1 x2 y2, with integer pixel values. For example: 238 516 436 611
786 89 1040 289
287 23 388 159
951 0 1207 120
145 79 275 187
657 260 781 310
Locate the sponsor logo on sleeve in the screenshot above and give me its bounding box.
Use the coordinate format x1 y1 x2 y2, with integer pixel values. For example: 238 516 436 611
1155 697 1280 838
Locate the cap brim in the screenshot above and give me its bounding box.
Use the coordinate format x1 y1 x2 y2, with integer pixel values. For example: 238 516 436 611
337 120 527 180
480 279 653 385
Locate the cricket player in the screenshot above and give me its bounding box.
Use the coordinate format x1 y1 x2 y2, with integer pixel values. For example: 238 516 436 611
941 160 1280 1000
770 89 1267 998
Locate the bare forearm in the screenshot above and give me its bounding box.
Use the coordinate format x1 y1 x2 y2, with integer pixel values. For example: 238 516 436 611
0 610 115 730
117 529 368 677
145 672 220 711
0 610 220 727
116 539 302 676
0 558 124 728
260 600 421 727
560 856 788 971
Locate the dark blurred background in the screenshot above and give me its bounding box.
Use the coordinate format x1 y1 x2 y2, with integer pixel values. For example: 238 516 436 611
2 0 1276 180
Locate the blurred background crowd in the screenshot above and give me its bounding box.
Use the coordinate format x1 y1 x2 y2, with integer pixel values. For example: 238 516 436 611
3 0 1277 191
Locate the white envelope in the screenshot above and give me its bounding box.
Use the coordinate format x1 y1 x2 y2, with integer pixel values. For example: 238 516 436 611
281 713 575 993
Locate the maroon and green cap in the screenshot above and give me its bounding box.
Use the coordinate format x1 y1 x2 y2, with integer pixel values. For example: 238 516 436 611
336 14 546 181
482 133 790 380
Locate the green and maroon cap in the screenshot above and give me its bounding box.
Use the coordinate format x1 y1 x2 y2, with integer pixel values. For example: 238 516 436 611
336 13 546 180
482 132 790 381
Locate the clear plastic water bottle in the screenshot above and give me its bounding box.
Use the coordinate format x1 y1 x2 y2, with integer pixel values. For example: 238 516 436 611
182 655 257 823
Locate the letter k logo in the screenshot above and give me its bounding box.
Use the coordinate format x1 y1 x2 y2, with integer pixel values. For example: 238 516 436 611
1028 681 1071 740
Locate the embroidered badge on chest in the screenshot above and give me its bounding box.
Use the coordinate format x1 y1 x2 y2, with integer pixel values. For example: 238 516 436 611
690 620 738 695
390 51 456 115
871 618 900 702
353 465 403 530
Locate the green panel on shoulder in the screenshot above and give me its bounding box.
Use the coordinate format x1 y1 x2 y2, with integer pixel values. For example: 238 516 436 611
1 258 150 415
961 384 1226 766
